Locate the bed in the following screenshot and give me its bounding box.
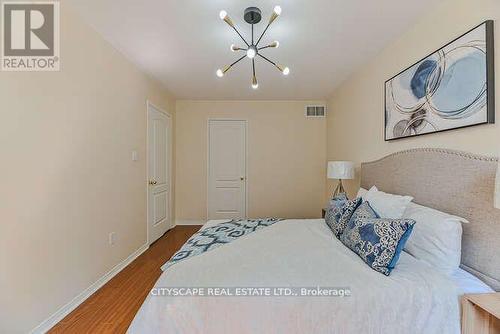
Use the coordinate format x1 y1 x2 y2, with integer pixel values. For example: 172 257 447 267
129 148 500 334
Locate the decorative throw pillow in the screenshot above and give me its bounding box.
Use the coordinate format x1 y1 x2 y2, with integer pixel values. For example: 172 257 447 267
348 201 379 224
324 193 348 233
328 192 348 209
326 195 362 238
341 215 416 276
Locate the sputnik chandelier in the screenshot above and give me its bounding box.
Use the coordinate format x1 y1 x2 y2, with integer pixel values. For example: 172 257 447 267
216 6 289 89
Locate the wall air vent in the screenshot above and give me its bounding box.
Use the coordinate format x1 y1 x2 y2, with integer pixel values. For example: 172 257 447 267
305 105 326 118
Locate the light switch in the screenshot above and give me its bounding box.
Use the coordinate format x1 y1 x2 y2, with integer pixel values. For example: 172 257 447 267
132 150 138 161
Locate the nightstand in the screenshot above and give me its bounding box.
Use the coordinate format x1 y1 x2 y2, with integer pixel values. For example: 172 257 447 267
322 208 326 218
462 293 500 334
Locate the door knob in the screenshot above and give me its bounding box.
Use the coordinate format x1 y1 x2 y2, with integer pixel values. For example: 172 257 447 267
240 177 245 181
149 180 157 185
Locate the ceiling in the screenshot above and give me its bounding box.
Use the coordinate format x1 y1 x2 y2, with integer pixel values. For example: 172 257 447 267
68 0 438 100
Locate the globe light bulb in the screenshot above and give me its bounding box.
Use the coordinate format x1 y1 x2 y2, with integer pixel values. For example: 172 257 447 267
230 44 237 52
216 69 224 78
273 6 282 16
273 40 280 48
282 67 290 75
246 46 257 59
219 10 227 20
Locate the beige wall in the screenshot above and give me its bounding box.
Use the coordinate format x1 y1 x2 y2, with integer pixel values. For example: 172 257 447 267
3 0 499 331
175 101 327 222
327 0 500 199
0 3 175 333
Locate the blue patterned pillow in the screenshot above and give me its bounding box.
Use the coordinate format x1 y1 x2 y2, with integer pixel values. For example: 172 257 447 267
329 192 348 209
348 201 379 224
340 213 416 276
325 193 347 232
325 194 362 238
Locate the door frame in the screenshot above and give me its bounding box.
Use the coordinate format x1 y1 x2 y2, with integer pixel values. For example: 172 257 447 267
207 119 248 220
146 100 173 245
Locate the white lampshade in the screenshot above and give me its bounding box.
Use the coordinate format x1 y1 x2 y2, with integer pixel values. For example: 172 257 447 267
327 161 355 180
495 158 500 209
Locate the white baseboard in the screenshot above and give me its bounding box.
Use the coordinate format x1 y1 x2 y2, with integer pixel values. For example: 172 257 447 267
30 243 149 334
175 219 206 226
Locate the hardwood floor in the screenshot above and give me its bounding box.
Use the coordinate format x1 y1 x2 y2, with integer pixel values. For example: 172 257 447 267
49 225 201 334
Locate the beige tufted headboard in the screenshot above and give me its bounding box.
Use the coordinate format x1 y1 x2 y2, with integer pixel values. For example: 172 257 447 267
360 148 500 291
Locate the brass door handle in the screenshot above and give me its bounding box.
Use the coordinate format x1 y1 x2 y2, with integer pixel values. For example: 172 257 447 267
149 180 157 185
240 177 245 181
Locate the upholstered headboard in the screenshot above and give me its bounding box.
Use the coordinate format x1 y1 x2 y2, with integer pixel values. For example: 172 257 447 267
360 148 500 291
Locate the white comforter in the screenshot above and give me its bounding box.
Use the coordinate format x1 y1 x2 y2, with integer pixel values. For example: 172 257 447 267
129 219 462 334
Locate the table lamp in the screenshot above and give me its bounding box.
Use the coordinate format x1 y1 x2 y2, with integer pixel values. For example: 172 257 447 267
328 161 354 198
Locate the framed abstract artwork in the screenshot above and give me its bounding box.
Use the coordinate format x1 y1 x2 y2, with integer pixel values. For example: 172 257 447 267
385 20 495 141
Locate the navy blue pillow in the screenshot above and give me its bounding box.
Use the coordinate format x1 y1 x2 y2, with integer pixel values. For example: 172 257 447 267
341 204 415 276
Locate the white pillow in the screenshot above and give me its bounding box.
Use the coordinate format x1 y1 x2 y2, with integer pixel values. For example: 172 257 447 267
363 186 413 219
403 202 468 275
356 187 369 199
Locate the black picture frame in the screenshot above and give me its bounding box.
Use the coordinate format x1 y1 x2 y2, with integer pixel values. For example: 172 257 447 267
384 20 495 142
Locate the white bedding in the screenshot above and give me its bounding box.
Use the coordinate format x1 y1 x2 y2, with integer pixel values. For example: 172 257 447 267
129 219 486 334
451 268 493 294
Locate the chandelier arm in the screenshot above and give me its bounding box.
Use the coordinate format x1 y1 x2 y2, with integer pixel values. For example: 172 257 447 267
252 24 254 45
231 45 247 52
228 55 247 71
252 59 256 77
258 46 271 51
255 22 272 46
257 53 280 71
231 26 250 47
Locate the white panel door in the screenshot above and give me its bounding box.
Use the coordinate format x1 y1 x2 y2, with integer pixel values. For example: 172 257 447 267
208 120 247 220
148 104 173 244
